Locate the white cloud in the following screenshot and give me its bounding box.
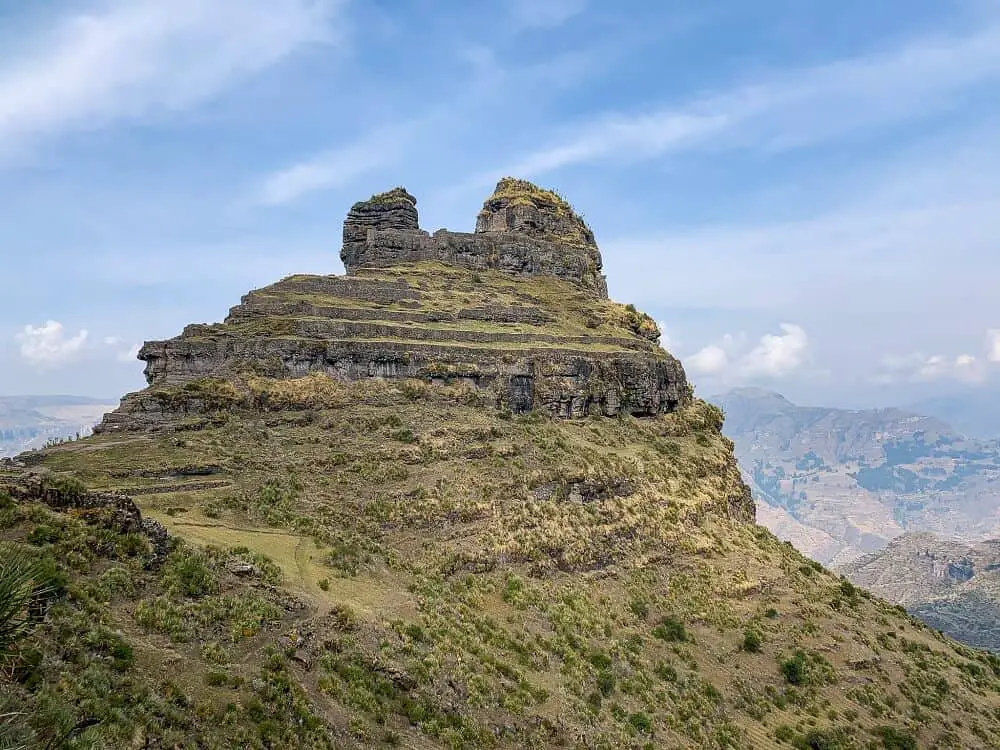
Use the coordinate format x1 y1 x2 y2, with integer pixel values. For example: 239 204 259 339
656 321 673 350
102 335 121 346
16 321 88 366
686 344 729 375
490 23 1000 178
876 351 986 384
0 0 342 153
683 326 807 379
739 324 809 377
988 330 1000 362
510 0 587 29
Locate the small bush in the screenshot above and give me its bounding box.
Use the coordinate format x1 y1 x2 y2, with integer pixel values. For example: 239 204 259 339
205 670 228 687
780 651 808 685
27 524 61 545
875 726 918 750
742 628 763 653
765 607 779 619
628 712 652 734
654 661 677 682
597 670 615 696
652 616 687 643
162 548 219 598
390 428 417 444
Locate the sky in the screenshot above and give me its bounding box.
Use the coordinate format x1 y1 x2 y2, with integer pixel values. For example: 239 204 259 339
1 0 998 409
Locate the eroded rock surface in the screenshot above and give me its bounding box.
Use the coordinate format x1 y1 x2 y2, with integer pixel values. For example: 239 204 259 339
341 179 608 297
98 179 689 431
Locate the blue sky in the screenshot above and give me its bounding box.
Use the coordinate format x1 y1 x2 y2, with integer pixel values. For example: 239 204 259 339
1 0 999 408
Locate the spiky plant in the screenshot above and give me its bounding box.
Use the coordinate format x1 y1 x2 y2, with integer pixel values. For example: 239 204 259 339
0 544 52 663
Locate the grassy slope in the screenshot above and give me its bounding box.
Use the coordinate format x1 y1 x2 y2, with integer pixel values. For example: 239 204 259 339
9 379 1000 749
196 263 662 351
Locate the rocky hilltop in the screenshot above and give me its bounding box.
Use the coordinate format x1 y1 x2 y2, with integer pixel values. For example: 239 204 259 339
98 179 683 434
341 180 607 295
7 181 1000 750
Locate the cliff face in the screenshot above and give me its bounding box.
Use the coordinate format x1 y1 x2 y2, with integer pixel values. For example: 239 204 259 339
341 179 608 297
98 179 687 433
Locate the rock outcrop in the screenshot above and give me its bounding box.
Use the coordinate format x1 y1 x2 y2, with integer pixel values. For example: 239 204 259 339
1 472 169 567
341 178 608 297
98 179 689 432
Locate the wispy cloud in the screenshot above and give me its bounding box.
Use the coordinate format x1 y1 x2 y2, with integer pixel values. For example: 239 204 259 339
686 344 729 375
875 352 986 385
0 0 343 154
509 0 587 30
258 117 432 206
489 22 1000 178
603 135 1000 312
740 324 809 378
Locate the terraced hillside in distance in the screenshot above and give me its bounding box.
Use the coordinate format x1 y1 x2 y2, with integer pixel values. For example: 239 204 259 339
714 388 1000 567
841 532 1000 652
3 180 1000 750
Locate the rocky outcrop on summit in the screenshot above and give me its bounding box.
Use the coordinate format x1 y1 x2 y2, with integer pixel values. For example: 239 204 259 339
341 178 608 297
98 179 688 431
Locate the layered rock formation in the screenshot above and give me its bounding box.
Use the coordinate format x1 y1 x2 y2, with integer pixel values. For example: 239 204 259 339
98 179 688 432
341 179 608 297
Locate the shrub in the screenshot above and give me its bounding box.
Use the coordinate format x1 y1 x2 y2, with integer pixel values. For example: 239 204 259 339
742 628 763 653
390 428 417 444
628 712 652 734
652 616 687 643
161 547 219 598
765 607 779 619
875 726 918 750
27 524 61 545
0 544 56 660
781 651 808 685
597 670 615 696
205 670 228 687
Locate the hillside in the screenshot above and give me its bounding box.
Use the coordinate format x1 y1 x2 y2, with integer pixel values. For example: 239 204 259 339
841 532 1000 651
713 388 1000 566
0 395 117 457
3 181 1000 749
905 391 1000 441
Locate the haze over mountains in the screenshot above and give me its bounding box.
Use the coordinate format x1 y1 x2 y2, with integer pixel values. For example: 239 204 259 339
713 388 1000 566
0 395 117 458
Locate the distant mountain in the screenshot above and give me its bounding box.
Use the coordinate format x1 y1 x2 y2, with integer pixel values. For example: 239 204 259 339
712 388 1000 565
0 395 117 457
905 391 1000 441
839 532 1000 651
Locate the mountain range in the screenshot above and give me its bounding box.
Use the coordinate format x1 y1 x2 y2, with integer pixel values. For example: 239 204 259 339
713 387 1000 567
839 532 1000 650
0 395 118 458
